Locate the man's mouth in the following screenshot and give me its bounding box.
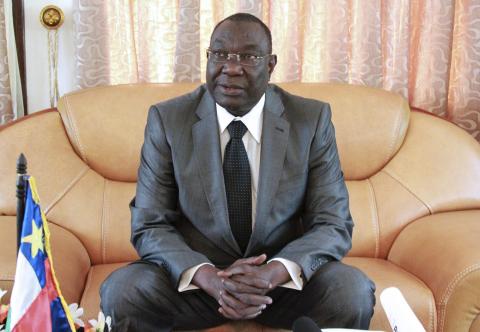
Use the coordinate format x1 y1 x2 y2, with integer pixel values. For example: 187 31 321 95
218 84 244 96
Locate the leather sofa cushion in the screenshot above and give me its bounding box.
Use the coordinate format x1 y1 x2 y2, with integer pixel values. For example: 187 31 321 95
46 172 138 265
0 111 87 216
382 112 480 214
278 83 410 180
57 83 199 183
57 83 410 182
80 262 128 321
76 257 435 332
0 216 16 304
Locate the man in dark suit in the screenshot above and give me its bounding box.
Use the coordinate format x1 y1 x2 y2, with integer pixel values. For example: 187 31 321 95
100 13 375 332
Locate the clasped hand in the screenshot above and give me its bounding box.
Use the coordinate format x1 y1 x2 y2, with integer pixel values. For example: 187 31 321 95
192 254 290 320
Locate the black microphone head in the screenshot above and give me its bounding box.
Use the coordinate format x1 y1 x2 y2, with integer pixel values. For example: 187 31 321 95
292 316 322 332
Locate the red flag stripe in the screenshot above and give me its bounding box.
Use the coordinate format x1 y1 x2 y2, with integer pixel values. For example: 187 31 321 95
11 286 52 332
45 259 61 302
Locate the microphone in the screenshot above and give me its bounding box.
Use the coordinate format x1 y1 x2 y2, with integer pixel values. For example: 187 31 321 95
380 287 426 332
292 316 322 332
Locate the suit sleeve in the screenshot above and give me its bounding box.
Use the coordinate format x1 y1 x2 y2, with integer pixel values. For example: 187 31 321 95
273 103 353 281
130 105 211 288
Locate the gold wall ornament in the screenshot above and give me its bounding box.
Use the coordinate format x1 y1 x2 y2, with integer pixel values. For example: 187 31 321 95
40 5 64 108
40 5 64 30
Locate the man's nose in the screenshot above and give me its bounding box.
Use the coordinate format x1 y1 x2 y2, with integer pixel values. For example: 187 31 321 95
221 59 244 75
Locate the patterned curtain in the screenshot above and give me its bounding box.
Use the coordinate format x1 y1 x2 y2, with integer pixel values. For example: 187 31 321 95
73 0 480 141
0 0 13 125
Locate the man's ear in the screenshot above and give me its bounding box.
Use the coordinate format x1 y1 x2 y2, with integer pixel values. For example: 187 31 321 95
268 54 277 75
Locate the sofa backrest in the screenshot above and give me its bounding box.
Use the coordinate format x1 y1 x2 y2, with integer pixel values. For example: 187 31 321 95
1 83 479 265
56 83 410 182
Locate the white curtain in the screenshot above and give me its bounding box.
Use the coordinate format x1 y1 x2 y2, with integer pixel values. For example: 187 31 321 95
0 0 23 125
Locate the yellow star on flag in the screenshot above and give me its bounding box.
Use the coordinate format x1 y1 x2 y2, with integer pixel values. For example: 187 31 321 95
21 219 44 258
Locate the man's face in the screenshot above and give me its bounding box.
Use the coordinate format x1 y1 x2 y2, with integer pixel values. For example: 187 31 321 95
206 20 277 116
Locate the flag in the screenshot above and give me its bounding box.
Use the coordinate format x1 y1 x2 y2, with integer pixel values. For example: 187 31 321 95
7 176 75 332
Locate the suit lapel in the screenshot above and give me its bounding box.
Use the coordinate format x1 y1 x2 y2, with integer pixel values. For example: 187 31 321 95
247 87 290 255
192 90 242 257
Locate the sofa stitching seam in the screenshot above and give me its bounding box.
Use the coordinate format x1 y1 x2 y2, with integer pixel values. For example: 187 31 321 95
0 274 14 280
440 263 480 304
381 169 433 214
64 95 88 163
366 179 380 258
44 166 90 214
104 180 109 263
101 178 107 264
428 291 435 332
383 97 406 166
439 264 480 332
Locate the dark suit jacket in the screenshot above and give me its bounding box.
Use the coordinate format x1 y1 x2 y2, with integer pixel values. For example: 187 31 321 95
130 84 353 288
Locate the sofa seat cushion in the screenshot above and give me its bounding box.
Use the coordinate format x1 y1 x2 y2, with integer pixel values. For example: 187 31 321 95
80 262 129 320
79 258 435 331
344 257 436 332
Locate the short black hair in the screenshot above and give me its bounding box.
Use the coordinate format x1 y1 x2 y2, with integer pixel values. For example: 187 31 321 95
211 13 272 54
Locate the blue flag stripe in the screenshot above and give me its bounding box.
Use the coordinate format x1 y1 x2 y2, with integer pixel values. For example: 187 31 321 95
19 180 47 288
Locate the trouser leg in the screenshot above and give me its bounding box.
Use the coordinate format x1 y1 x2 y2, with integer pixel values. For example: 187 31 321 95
255 261 376 329
100 260 227 332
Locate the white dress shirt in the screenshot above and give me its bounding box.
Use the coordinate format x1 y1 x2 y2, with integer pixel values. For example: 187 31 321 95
178 94 303 292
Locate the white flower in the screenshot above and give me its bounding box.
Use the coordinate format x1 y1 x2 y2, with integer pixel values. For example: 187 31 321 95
105 315 112 331
0 289 6 303
88 311 112 332
0 324 4 331
68 303 85 327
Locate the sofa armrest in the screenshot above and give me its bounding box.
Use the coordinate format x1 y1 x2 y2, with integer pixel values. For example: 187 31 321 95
0 216 17 304
48 222 91 305
388 210 480 332
0 217 90 307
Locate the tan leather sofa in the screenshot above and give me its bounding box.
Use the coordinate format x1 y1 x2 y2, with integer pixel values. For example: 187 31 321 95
1 83 479 332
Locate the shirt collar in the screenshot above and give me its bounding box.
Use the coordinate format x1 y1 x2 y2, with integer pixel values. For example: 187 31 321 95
216 94 265 143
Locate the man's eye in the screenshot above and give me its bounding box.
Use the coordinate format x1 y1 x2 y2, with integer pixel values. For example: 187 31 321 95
240 54 257 61
214 51 228 59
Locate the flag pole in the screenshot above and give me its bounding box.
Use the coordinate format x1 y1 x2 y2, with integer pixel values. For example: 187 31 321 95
16 153 27 254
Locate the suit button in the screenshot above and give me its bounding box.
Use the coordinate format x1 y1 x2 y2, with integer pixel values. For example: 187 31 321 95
160 261 170 274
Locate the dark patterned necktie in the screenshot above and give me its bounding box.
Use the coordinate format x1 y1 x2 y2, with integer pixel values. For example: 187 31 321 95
223 120 252 252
